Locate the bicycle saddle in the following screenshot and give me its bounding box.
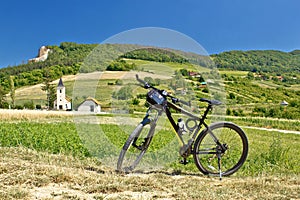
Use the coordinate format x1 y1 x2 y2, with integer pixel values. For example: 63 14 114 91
200 98 222 106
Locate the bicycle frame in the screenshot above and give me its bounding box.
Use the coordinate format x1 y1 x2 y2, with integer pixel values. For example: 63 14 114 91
141 100 212 148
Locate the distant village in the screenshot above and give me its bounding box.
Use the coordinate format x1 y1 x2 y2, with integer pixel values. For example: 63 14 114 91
54 77 102 113
26 46 103 113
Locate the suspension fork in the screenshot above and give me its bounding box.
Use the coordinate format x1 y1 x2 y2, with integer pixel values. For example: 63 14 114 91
141 106 163 125
133 106 162 149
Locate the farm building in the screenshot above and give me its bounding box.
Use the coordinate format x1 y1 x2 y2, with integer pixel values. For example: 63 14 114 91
77 97 101 113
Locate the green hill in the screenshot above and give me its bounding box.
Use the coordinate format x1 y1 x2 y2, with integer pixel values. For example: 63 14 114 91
212 50 300 73
1 43 300 120
0 43 195 91
0 43 141 91
1 42 299 92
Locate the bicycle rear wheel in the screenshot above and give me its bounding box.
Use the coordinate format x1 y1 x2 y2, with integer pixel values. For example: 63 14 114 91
117 123 155 173
193 122 248 177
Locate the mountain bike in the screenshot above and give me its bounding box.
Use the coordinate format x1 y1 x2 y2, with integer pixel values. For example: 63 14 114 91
117 75 248 179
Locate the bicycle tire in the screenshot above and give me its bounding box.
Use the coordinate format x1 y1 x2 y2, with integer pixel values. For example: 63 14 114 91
193 122 248 176
117 123 154 173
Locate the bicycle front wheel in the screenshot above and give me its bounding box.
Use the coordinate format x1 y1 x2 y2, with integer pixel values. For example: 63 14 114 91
117 123 155 173
193 122 248 176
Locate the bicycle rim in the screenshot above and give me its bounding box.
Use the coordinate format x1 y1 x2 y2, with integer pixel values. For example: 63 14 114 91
193 122 248 176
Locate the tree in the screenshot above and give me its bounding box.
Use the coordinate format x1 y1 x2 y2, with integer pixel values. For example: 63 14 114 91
115 79 123 85
179 68 188 76
23 100 35 109
226 108 232 115
41 69 56 109
144 77 154 85
0 85 7 108
9 76 15 108
198 75 205 83
112 85 132 100
154 78 161 86
48 85 56 109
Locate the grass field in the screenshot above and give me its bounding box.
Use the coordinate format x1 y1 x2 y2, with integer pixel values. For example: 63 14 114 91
1 147 299 199
219 70 248 77
0 110 299 199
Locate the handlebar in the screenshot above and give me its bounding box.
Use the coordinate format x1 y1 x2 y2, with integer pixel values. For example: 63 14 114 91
173 97 191 107
136 74 191 107
136 74 152 89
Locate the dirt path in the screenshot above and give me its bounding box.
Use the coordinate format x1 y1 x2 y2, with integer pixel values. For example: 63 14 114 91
241 125 300 135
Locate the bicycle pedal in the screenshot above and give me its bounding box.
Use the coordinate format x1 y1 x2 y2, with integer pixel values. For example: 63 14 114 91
180 159 188 165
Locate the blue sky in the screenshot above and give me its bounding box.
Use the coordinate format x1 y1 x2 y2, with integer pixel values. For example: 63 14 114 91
1 0 300 68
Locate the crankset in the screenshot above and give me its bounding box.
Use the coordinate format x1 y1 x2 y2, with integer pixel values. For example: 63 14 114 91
179 144 192 158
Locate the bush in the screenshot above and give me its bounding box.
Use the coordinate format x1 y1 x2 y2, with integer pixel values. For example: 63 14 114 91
112 86 132 100
229 93 235 99
202 88 209 93
15 105 23 110
35 104 42 110
23 101 35 109
132 98 140 105
226 108 232 115
232 109 239 116
115 79 123 85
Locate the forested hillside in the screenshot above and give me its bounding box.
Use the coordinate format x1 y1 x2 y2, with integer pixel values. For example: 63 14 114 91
1 42 299 92
212 50 300 73
0 42 96 89
121 47 188 63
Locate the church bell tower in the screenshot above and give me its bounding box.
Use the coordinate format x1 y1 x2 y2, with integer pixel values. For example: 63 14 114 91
56 77 66 110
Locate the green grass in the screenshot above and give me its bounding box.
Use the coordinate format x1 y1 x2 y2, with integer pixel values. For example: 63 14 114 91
0 122 89 157
252 80 280 89
241 128 300 176
0 114 299 199
1 118 299 176
220 70 248 77
289 84 300 91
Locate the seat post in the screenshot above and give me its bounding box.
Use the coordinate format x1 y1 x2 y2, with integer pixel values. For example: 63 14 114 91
201 104 212 123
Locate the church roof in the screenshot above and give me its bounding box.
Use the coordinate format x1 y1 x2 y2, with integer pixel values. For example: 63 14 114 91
58 77 64 87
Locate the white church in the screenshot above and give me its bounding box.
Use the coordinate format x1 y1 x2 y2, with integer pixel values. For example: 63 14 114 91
53 78 72 111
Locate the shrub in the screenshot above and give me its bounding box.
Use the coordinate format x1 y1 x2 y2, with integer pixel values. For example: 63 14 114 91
23 101 35 109
132 98 140 105
35 104 42 110
115 79 123 85
226 108 232 115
